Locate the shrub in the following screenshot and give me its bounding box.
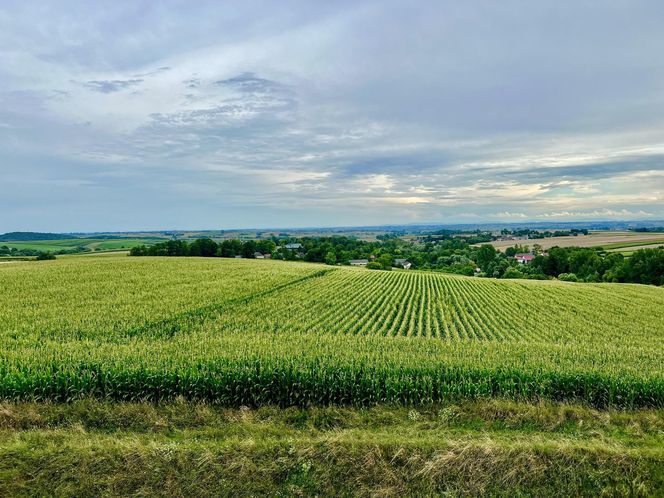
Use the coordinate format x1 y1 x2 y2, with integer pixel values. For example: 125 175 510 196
502 268 523 279
558 273 578 282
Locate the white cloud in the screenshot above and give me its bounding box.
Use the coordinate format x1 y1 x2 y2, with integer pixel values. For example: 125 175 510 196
1 1 664 231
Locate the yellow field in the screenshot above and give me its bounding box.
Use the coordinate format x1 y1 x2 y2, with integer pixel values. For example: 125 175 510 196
487 230 664 251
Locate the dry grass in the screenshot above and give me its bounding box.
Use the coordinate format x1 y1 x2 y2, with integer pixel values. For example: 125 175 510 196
0 400 662 497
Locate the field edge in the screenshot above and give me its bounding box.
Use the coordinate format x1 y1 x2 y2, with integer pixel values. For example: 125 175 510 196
0 399 662 497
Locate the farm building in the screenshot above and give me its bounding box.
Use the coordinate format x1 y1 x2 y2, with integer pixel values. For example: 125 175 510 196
515 253 535 264
254 252 265 259
284 243 303 250
349 259 369 266
394 258 411 269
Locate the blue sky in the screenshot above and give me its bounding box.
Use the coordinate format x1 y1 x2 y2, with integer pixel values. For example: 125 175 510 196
1 1 663 232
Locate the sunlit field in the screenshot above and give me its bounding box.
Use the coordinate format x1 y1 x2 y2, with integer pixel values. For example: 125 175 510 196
1 255 662 407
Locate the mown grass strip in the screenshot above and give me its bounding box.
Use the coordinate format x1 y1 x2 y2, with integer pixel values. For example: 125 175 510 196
0 400 662 497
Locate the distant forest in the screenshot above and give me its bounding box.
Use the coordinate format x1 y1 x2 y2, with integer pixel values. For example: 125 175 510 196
130 234 664 286
0 232 76 241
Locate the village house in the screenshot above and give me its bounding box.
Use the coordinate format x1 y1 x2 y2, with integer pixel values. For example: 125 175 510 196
284 243 303 250
514 253 535 264
349 259 369 266
394 258 411 269
254 252 265 259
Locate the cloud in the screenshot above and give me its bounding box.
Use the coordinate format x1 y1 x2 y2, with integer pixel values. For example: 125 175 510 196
83 79 144 93
214 72 290 94
535 209 654 219
1 1 663 231
488 211 528 219
133 66 171 78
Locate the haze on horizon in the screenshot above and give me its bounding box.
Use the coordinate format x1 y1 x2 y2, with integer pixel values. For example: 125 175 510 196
1 0 663 233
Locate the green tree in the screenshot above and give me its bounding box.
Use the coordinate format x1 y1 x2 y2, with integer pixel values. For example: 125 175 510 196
189 238 218 257
242 240 257 258
325 251 337 266
475 244 497 270
376 253 393 270
502 267 523 279
220 239 243 257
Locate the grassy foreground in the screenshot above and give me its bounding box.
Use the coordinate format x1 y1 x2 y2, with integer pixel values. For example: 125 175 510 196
1 399 662 497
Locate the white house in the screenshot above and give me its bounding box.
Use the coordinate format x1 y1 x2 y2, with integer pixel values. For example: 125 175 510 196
349 259 369 266
394 258 411 269
514 253 535 264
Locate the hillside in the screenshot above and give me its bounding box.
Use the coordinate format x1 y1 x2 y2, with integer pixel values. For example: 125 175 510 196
1 255 663 496
0 231 77 241
1 256 662 407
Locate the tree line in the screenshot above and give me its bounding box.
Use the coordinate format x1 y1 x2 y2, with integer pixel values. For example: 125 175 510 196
129 235 664 286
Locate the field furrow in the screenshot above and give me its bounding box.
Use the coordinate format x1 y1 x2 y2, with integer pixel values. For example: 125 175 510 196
1 256 663 408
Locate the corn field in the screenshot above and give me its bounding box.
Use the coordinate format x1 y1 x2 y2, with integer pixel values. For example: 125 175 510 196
0 256 662 407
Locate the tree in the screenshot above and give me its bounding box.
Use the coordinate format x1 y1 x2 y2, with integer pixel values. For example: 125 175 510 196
257 240 276 255
475 244 497 270
376 253 393 270
558 273 578 282
505 244 529 257
620 249 664 285
502 268 523 279
163 240 188 256
325 251 337 266
242 240 257 258
220 239 243 257
36 252 56 260
130 245 148 256
189 238 218 257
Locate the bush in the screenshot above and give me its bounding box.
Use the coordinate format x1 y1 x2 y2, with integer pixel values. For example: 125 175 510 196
36 252 56 261
366 262 383 270
558 273 578 282
502 268 523 279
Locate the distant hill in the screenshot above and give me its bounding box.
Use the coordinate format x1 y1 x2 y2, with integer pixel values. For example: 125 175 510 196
0 232 77 241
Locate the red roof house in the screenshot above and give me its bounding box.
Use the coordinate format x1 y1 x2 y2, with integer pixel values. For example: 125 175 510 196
514 253 535 264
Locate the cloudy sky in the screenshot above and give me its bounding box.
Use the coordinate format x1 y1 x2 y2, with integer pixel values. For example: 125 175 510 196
1 1 663 231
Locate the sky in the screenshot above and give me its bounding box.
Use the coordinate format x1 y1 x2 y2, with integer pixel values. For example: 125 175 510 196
1 0 663 232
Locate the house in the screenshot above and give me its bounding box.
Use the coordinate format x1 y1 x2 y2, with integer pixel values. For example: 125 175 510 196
514 253 535 264
349 259 369 266
284 243 303 250
254 252 265 259
394 258 411 269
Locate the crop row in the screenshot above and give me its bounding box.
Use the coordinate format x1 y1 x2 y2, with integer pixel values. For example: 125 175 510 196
0 256 662 407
